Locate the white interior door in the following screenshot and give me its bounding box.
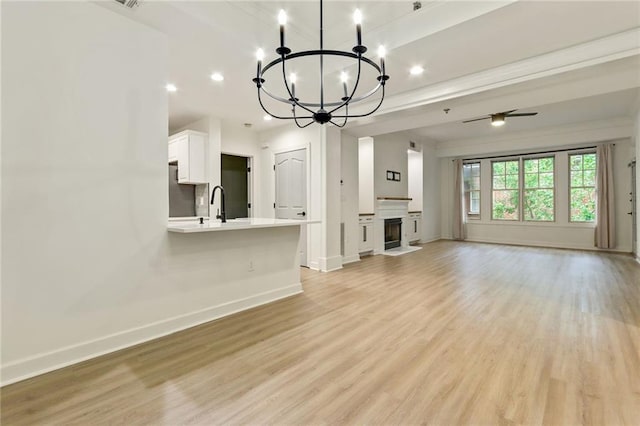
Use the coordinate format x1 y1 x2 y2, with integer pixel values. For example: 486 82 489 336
275 149 307 266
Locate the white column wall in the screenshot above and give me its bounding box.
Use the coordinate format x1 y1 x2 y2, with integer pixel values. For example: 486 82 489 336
440 158 454 239
421 143 442 242
358 137 375 214
321 127 343 272
341 133 360 264
408 150 423 212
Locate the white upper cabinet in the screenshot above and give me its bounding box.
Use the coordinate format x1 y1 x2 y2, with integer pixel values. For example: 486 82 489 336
168 130 207 184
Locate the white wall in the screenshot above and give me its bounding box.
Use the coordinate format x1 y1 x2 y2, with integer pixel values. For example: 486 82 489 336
408 150 423 212
440 158 454 240
1 2 301 385
341 133 360 264
373 134 409 199
440 137 635 252
421 142 442 242
323 127 343 271
358 137 375 214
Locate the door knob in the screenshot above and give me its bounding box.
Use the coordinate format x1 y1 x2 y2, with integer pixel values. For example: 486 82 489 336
297 211 306 217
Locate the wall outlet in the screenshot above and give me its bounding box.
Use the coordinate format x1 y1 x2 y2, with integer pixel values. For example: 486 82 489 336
248 260 254 272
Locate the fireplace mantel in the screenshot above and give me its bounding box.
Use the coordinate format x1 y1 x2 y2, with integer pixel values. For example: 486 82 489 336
377 197 412 201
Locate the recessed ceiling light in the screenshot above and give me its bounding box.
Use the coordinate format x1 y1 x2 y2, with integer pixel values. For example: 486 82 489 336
410 65 424 75
263 115 273 121
166 83 177 92
210 72 224 82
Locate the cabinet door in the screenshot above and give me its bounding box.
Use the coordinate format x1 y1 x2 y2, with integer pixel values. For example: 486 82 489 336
175 137 189 182
359 223 373 252
168 141 178 162
187 134 206 184
172 134 206 184
409 217 421 242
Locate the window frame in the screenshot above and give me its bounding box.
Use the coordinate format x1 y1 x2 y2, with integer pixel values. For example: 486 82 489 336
491 157 521 221
463 161 481 220
522 155 556 223
568 150 597 223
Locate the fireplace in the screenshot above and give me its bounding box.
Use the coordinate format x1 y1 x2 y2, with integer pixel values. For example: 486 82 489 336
384 218 402 250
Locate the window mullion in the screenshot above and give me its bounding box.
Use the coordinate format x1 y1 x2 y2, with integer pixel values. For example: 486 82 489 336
519 157 524 222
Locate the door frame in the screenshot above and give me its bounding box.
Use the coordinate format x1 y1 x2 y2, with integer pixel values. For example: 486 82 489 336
630 159 637 256
221 151 253 218
273 145 310 267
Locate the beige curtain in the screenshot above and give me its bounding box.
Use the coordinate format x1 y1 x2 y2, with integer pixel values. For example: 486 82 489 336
452 159 466 240
595 144 615 249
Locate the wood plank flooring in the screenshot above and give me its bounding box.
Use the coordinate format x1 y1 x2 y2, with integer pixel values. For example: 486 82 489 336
2 240 640 425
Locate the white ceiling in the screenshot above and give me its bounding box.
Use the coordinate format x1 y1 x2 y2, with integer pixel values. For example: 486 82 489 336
413 88 640 143
101 0 640 135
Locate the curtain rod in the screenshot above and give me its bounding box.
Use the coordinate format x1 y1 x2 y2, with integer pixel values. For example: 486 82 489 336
455 144 614 162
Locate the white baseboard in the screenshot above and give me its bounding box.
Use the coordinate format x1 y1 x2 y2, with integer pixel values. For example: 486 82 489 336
341 254 360 264
319 255 343 272
461 236 633 253
1 283 303 387
308 260 320 271
417 235 441 244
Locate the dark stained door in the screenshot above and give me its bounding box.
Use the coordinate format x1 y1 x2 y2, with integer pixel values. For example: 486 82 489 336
221 154 248 219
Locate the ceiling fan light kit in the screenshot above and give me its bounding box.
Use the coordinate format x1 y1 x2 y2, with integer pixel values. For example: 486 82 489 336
491 114 506 126
463 109 539 127
252 0 390 128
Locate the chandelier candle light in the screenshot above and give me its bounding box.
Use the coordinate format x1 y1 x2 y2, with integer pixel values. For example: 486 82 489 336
252 0 390 128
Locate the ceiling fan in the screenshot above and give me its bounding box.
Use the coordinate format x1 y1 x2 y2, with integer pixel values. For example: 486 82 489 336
462 110 538 127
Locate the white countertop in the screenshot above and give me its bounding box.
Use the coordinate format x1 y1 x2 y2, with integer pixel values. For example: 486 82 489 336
167 218 320 233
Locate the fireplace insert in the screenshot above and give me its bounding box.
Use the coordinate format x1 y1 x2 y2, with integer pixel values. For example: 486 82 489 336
384 218 402 250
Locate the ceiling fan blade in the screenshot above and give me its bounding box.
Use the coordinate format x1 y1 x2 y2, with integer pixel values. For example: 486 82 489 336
500 110 518 115
462 117 490 123
505 112 538 117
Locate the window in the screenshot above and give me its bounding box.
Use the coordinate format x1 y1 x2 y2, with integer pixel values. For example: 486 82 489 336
569 152 596 222
492 160 520 220
463 162 480 218
523 157 554 221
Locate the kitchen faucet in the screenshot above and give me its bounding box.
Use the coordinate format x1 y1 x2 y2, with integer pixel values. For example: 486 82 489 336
210 185 227 223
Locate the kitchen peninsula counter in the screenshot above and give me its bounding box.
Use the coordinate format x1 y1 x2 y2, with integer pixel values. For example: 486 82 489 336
168 218 319 233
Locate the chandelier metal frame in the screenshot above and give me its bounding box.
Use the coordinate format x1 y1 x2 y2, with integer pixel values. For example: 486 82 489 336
252 0 389 128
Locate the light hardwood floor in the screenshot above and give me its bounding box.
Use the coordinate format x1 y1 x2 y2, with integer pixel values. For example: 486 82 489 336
2 241 640 425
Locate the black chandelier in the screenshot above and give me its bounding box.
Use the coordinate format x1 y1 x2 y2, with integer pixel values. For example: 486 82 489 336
252 0 389 128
